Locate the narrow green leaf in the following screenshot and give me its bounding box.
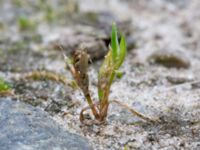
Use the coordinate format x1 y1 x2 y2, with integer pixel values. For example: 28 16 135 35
116 34 126 68
115 70 123 79
111 23 119 61
98 50 112 77
98 89 104 100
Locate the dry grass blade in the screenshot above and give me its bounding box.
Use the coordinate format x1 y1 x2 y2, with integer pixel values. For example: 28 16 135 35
67 50 100 120
110 100 158 123
22 70 74 86
0 90 15 97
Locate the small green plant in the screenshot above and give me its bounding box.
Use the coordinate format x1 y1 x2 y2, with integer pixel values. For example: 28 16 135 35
0 78 10 91
64 23 154 124
18 16 36 31
0 78 13 96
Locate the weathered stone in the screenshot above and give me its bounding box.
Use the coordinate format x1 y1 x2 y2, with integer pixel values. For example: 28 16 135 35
0 98 92 150
148 49 190 69
166 75 193 84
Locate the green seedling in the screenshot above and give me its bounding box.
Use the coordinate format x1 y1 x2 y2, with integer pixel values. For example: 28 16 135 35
65 23 154 125
97 23 126 121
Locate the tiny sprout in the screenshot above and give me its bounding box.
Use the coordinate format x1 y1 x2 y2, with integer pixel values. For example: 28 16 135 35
65 23 155 125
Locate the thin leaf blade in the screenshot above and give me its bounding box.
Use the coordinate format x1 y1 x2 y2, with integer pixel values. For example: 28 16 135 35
111 23 119 61
116 34 126 68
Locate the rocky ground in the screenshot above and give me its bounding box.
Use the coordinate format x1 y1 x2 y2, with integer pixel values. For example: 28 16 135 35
0 0 200 150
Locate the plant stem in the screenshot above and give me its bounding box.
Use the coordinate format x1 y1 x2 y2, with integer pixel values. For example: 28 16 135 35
84 92 100 120
99 71 115 121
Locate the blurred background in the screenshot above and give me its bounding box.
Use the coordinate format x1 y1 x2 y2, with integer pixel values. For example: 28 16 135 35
0 0 199 71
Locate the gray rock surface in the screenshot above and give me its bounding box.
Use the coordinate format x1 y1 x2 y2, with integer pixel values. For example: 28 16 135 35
0 98 92 150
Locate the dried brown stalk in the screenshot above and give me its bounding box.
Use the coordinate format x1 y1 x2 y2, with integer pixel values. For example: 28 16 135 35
22 70 73 86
